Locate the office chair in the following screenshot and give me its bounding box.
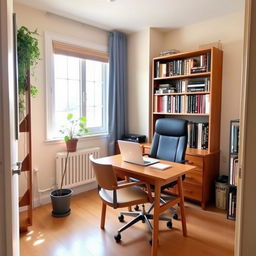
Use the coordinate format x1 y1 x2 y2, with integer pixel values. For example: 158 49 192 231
119 118 188 228
89 155 153 243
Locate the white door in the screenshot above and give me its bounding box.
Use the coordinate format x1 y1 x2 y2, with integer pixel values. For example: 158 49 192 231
0 0 20 255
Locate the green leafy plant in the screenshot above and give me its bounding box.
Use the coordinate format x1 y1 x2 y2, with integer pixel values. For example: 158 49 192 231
58 113 89 195
17 26 40 111
59 113 89 142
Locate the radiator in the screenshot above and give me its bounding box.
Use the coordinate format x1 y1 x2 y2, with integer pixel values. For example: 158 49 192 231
56 147 100 189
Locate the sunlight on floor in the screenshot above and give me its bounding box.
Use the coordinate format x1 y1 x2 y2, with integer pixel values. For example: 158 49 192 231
33 239 45 246
23 230 46 247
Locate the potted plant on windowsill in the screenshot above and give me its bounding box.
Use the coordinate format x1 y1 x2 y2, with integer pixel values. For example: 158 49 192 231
50 113 88 217
60 113 89 152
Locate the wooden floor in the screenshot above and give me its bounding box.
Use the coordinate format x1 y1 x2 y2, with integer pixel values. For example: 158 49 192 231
20 190 235 256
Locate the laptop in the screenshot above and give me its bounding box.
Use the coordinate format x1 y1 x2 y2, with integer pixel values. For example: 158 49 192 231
118 140 159 166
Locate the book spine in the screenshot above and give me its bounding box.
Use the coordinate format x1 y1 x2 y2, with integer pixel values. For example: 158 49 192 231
156 61 160 77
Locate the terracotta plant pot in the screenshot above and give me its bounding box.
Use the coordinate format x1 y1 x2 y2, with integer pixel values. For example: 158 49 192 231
66 139 78 152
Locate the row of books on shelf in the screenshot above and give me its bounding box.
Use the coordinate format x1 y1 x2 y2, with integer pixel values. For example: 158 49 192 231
187 122 209 149
155 95 185 113
155 77 210 94
187 95 210 114
227 187 237 220
155 53 211 78
230 122 239 153
154 94 210 114
229 156 239 186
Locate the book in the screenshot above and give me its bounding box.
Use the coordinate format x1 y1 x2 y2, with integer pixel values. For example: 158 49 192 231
160 63 167 77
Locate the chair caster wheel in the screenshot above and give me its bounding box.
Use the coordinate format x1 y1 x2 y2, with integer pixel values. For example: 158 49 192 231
134 205 140 211
167 221 173 229
173 213 179 220
142 219 145 223
114 233 121 243
118 215 124 222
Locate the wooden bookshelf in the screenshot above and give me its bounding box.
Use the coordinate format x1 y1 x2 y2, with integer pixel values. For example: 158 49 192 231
19 68 33 232
150 47 223 209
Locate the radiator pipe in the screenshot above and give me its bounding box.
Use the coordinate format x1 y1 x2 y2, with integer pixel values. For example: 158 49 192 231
34 168 55 193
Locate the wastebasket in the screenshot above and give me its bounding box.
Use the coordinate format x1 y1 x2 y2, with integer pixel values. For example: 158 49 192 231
215 175 229 210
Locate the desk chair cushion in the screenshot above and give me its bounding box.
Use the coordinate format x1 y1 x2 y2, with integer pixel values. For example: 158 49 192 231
100 184 149 208
90 155 150 209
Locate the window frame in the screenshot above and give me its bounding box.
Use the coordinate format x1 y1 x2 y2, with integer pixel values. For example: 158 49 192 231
45 31 109 141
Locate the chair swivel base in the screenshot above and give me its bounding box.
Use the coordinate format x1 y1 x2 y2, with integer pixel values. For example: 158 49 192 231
114 205 173 244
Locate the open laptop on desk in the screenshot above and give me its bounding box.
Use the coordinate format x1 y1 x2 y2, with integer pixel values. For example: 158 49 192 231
118 140 159 166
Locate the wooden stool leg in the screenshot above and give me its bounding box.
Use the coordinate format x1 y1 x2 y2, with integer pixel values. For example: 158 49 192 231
101 201 107 229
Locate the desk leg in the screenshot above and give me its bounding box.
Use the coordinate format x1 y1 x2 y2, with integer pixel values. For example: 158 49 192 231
151 183 160 256
177 176 187 236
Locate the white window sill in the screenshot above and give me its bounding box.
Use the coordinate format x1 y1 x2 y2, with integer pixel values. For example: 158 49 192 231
45 133 109 144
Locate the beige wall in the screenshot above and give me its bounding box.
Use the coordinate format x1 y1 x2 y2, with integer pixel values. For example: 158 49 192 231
128 13 244 174
14 3 109 205
127 29 150 137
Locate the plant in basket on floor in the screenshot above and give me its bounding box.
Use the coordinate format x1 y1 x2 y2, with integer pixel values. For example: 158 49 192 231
50 113 89 217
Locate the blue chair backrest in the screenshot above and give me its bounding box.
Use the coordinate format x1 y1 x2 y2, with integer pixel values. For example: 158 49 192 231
149 118 188 163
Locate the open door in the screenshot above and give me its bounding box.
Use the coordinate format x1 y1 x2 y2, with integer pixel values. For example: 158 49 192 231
0 0 20 255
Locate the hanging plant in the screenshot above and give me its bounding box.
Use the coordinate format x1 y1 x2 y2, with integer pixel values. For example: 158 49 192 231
17 26 40 112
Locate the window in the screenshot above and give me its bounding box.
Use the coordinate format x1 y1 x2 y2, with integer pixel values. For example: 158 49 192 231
47 39 108 140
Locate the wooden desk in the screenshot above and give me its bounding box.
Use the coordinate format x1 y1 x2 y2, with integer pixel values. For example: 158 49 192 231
97 154 196 256
140 143 219 209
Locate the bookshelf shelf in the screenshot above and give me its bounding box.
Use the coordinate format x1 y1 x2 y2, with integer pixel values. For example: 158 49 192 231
150 47 223 209
153 112 209 116
154 72 211 80
154 91 210 96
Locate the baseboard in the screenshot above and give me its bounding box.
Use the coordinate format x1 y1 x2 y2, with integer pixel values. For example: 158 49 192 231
32 181 97 208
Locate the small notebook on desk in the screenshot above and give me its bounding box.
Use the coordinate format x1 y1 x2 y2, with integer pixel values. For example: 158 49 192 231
149 163 172 170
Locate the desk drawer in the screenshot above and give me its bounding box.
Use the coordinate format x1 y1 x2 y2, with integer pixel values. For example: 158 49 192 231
184 170 203 185
183 182 202 201
185 155 203 168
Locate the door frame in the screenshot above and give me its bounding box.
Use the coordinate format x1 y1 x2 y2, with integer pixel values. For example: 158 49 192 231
235 0 256 255
0 0 20 255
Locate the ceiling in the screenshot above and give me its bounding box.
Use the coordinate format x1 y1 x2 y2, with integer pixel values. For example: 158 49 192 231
15 0 244 33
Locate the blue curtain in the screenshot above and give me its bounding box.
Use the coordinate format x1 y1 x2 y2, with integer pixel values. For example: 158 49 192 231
108 31 127 155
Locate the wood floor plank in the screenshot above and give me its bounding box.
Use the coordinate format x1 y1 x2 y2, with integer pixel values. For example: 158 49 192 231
20 189 235 256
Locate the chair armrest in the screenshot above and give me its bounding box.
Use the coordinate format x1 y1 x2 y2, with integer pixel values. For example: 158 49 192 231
115 181 148 189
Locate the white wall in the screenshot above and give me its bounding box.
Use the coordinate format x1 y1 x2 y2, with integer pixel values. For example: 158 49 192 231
128 12 244 174
14 3 109 206
127 29 150 137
